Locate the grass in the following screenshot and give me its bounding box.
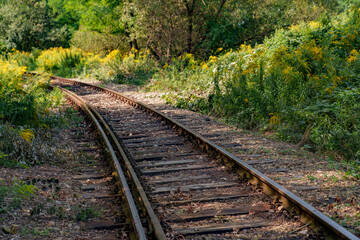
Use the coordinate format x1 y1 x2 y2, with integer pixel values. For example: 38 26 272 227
19 226 52 237
0 105 84 168
0 179 37 214
72 205 102 222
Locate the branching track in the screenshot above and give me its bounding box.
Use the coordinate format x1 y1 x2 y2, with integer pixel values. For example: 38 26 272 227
50 75 358 240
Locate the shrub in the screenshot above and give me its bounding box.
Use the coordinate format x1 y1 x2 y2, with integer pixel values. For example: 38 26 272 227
91 49 159 85
148 6 360 161
0 59 63 126
36 47 85 77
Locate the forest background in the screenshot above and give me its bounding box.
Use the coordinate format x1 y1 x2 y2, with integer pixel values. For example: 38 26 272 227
0 0 359 178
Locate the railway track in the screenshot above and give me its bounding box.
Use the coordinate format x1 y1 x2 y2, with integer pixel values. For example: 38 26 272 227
48 75 358 240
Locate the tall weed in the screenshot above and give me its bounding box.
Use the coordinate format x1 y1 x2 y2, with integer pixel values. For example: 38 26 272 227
150 6 360 161
6 6 359 162
91 49 158 85
36 47 85 77
0 59 63 126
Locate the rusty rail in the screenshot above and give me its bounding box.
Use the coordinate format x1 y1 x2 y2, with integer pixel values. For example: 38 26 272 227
56 86 151 240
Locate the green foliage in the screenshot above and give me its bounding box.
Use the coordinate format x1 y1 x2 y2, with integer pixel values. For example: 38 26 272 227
148 5 360 162
72 205 101 222
0 60 63 126
0 0 343 58
93 50 159 85
71 30 125 53
27 47 159 85
199 0 340 55
0 58 82 168
36 47 86 77
5 49 41 71
0 178 37 214
0 0 78 52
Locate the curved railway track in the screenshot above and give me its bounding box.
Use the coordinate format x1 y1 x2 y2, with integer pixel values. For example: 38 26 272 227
47 75 358 240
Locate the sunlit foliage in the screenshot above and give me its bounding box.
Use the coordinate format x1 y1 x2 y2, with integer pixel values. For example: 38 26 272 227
0 59 62 125
149 5 360 163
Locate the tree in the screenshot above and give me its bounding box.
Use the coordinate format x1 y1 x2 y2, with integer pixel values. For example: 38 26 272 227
7 0 338 58
0 0 78 51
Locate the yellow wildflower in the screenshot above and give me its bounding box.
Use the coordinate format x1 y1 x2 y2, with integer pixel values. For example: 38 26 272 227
289 25 300 31
350 49 359 55
106 49 120 61
269 113 280 125
308 21 320 29
18 129 35 143
311 46 322 56
347 49 359 63
201 62 209 70
241 69 251 75
208 56 217 64
282 66 293 76
347 55 357 63
325 88 332 94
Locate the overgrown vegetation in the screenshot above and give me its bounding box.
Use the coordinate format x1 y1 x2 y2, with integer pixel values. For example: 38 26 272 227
0 0 359 236
0 0 346 58
0 57 83 168
4 4 359 170
0 57 87 235
0 58 63 125
0 179 37 214
0 0 78 52
149 7 360 169
10 3 358 174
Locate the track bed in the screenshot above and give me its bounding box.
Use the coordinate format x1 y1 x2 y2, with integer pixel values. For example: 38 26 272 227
54 80 316 239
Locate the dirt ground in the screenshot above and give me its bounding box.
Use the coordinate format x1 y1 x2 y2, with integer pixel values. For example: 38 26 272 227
0 106 125 240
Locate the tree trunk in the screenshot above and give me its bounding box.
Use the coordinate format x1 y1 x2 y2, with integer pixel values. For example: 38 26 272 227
184 0 196 53
166 40 172 64
146 41 161 60
296 123 313 149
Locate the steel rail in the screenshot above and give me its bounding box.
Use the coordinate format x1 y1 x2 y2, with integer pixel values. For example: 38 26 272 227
87 102 167 240
56 86 148 240
51 76 359 240
57 85 167 240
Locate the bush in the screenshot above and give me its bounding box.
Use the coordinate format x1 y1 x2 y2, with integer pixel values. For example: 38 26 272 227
0 59 63 126
90 49 159 85
33 47 159 85
71 30 126 53
36 47 86 77
148 6 360 161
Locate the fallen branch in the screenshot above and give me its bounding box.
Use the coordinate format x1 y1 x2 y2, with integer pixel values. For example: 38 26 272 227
296 122 313 149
